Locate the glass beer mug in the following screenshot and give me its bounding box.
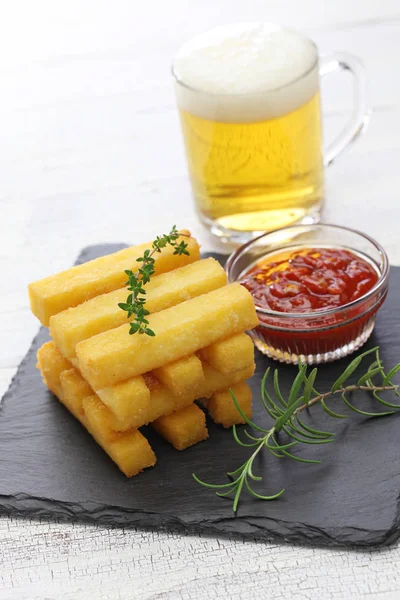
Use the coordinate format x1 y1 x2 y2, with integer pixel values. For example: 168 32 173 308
172 23 369 243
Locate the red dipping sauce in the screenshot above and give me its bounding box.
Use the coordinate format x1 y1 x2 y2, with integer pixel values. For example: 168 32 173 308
241 248 379 315
238 246 387 362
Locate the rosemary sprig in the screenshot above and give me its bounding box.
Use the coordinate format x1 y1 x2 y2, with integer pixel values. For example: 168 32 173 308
118 226 191 336
194 347 400 513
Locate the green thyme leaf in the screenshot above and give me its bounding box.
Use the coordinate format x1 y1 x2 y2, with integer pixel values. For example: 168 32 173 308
119 227 191 337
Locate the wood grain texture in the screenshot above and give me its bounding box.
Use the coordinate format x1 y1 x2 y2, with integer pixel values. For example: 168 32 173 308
1 0 400 598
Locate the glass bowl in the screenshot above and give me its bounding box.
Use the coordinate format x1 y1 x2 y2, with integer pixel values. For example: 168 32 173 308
225 224 389 364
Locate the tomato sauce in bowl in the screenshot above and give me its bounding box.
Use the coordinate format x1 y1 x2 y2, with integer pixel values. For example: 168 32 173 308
226 225 389 364
241 248 379 314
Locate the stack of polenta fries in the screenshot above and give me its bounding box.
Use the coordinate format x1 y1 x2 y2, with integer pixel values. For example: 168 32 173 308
28 231 259 477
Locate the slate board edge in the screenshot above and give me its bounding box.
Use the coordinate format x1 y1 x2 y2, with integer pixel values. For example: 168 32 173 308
1 243 400 550
0 489 399 549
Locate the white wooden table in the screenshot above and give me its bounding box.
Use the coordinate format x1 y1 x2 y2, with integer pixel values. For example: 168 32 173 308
1 1 400 598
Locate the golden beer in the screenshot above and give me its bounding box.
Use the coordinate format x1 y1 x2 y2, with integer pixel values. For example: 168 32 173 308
173 24 325 241
179 92 323 232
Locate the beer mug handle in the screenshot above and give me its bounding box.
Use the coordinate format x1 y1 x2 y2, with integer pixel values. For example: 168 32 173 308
320 53 370 167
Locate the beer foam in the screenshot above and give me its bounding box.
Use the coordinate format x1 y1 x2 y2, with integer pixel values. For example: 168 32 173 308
173 23 319 123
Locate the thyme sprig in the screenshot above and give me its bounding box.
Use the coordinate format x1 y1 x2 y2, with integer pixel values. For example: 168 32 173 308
118 226 190 336
194 347 400 513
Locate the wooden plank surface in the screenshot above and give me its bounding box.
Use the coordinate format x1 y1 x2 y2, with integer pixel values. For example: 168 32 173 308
1 1 400 598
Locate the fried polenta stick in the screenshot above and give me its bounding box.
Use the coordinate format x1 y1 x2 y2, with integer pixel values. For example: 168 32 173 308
152 404 208 450
83 395 156 476
153 355 204 397
29 230 200 325
202 381 252 428
49 258 226 358
37 341 72 399
90 362 255 432
37 347 156 477
198 362 255 400
198 332 254 374
39 341 254 433
76 283 258 389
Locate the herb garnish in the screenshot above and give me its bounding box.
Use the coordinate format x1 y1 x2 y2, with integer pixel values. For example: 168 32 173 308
118 226 191 336
194 347 400 513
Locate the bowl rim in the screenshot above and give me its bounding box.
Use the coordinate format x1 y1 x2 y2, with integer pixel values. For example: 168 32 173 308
225 223 390 321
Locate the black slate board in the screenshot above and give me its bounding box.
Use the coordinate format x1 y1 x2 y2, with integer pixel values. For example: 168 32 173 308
1 244 400 549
